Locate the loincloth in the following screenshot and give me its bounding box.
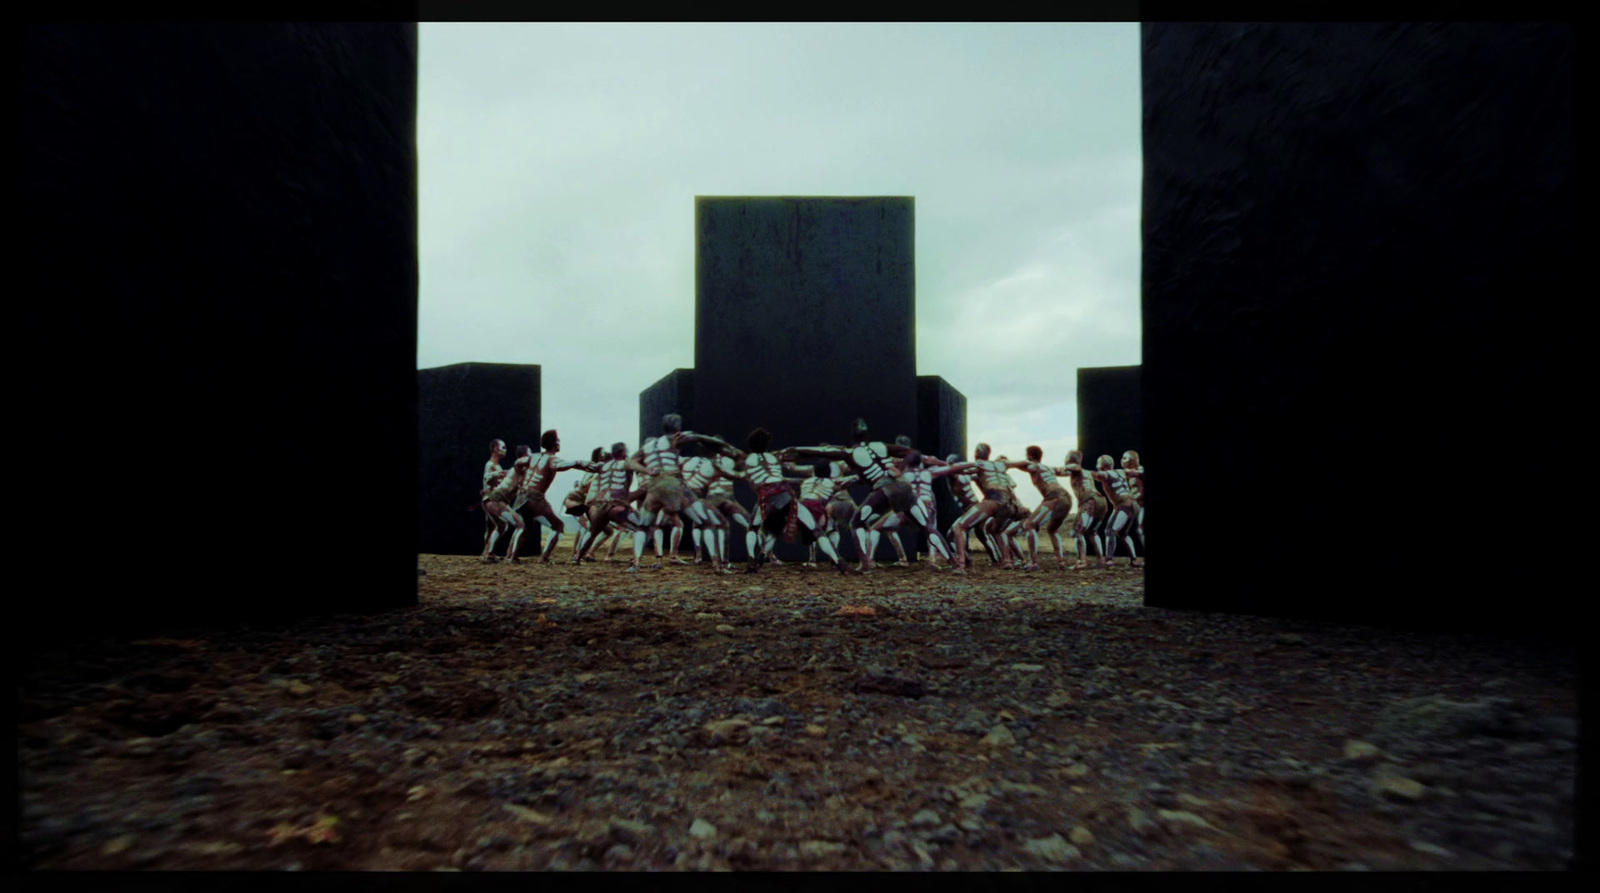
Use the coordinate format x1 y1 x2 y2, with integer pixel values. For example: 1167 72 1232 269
647 474 696 513
827 493 857 527
800 498 829 531
756 482 800 542
875 478 916 513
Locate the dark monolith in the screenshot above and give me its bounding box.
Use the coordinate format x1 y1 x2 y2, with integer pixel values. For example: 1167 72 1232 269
1141 23 1575 637
418 363 542 558
21 23 419 636
654 196 924 563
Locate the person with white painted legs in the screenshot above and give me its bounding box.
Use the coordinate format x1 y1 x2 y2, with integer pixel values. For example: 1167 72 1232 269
509 430 600 564
478 439 510 556
1121 450 1145 556
480 452 533 562
872 450 967 570
1092 454 1143 568
785 418 920 574
699 439 752 566
626 414 737 574
1004 445 1082 571
738 427 827 574
799 464 861 567
873 435 920 566
571 442 643 564
561 446 605 558
1053 450 1107 569
947 443 1026 573
679 439 738 569
942 452 1000 566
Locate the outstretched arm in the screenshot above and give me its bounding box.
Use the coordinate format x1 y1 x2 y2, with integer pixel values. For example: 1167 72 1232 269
555 459 600 473
927 464 973 480
781 463 816 479
683 432 735 455
627 451 652 475
785 444 848 461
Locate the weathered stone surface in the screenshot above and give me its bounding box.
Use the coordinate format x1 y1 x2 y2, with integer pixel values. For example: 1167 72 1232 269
1141 23 1576 636
418 362 542 558
22 23 419 632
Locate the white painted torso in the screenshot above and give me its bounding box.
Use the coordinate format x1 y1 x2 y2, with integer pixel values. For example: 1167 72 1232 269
973 460 1016 493
707 455 740 497
595 459 632 499
640 434 683 476
850 441 895 485
681 456 715 493
744 452 786 486
950 470 979 505
800 476 836 501
1024 462 1063 496
483 458 506 493
903 467 936 504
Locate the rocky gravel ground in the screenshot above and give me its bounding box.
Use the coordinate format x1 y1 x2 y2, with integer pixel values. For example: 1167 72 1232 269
18 549 1579 871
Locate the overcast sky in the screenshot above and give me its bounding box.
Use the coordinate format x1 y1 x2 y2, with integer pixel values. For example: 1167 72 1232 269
418 22 1142 506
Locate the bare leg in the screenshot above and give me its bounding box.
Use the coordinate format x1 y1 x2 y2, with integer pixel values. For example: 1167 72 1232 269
797 504 850 573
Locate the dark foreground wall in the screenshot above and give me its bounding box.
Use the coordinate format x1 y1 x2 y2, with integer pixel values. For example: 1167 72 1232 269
418 363 541 557
1141 23 1575 637
1077 366 1143 466
21 23 419 635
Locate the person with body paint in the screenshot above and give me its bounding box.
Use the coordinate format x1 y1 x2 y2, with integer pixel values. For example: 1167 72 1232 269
1120 450 1145 556
480 452 534 562
571 442 643 564
1053 450 1107 569
479 439 509 555
616 453 682 565
947 443 1026 573
679 439 738 568
991 455 1032 565
561 446 606 553
943 452 999 566
874 436 961 567
1092 453 1143 568
737 427 831 573
870 434 922 566
509 430 600 564
626 414 737 574
785 418 920 574
872 450 970 571
799 463 862 567
1003 446 1082 571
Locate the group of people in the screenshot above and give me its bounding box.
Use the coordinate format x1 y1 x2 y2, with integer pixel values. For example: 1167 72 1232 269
477 414 1145 576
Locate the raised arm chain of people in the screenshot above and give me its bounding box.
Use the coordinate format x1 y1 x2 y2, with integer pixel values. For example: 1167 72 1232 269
467 413 1141 575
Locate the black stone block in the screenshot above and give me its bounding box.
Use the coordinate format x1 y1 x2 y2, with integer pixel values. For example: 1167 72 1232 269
1076 366 1142 468
639 369 696 450
1141 23 1575 637
918 375 969 556
21 23 418 636
418 363 542 557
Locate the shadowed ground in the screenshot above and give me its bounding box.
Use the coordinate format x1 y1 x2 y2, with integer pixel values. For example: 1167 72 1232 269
18 547 1576 871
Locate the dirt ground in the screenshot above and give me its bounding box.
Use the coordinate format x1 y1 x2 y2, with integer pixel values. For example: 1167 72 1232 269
18 544 1579 871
